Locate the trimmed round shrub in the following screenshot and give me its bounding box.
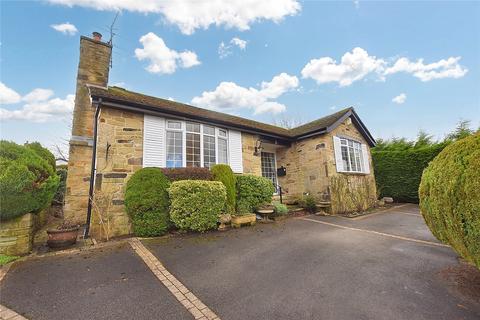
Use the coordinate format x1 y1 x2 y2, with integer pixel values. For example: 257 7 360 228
0 141 59 221
125 168 171 237
273 202 288 215
236 175 275 214
169 180 226 232
210 164 236 214
419 133 480 268
161 167 212 181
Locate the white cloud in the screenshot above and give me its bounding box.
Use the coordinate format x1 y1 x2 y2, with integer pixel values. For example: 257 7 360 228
48 0 301 35
384 56 468 82
231 37 247 50
0 86 74 122
134 32 200 74
302 48 468 87
353 0 360 9
0 82 21 104
392 93 407 104
192 72 298 115
301 47 385 87
218 37 248 59
50 22 78 35
22 88 54 103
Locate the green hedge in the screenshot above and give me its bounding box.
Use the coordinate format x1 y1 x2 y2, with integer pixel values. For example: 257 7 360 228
125 168 171 236
419 134 480 268
236 175 275 214
53 168 67 205
210 164 236 214
161 167 212 181
168 180 226 232
371 143 446 202
0 141 59 221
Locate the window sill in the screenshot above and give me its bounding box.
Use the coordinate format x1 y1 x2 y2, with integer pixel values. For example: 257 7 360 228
338 171 370 176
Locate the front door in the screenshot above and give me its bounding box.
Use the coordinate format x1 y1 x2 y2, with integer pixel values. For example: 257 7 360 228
261 151 278 192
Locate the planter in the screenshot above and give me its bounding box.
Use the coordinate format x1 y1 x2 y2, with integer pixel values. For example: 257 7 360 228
47 226 79 249
231 214 256 228
218 214 232 231
256 209 274 223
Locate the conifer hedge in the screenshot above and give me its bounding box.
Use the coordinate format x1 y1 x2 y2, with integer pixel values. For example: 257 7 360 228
371 143 446 202
419 134 480 268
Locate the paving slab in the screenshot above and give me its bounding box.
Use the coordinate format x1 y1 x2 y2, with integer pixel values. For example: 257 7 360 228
0 243 192 320
143 210 480 320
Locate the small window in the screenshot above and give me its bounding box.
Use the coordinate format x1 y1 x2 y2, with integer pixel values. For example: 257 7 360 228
218 129 227 137
339 137 365 173
218 138 228 164
186 122 200 133
167 121 182 130
204 125 215 136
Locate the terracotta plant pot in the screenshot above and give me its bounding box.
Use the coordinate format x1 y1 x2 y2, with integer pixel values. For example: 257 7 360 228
47 226 80 249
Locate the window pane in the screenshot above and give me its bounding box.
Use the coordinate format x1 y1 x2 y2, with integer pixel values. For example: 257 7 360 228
203 135 216 168
348 146 357 171
186 132 201 167
261 152 277 191
167 121 181 129
341 145 350 171
166 131 182 168
186 122 200 133
218 138 228 164
218 129 227 137
204 125 215 136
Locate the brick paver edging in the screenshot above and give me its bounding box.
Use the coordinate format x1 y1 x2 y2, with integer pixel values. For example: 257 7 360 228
129 238 220 320
0 305 27 320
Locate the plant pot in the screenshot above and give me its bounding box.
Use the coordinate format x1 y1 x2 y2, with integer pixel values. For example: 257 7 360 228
218 214 232 231
231 214 256 228
47 226 79 249
256 209 274 223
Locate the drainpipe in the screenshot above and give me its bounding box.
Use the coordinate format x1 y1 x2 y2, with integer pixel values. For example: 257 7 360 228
84 99 102 238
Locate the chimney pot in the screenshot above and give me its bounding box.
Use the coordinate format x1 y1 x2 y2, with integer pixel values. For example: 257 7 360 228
92 32 102 41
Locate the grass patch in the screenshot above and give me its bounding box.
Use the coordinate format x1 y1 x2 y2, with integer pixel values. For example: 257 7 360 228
0 254 19 266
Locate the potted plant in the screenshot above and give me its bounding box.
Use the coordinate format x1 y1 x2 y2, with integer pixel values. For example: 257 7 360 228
47 221 80 248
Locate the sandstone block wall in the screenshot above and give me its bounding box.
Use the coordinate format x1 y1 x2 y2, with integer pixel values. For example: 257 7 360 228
90 108 144 239
0 214 34 256
241 132 262 176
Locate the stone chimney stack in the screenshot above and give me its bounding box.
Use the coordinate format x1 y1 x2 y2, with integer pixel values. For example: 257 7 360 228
64 33 112 223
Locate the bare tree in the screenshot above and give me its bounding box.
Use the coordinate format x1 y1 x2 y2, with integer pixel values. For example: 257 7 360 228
271 114 305 129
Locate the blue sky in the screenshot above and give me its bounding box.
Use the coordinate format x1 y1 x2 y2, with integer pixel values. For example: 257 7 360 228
1 0 479 155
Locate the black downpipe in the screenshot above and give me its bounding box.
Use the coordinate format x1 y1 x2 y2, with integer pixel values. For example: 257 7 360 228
84 101 102 238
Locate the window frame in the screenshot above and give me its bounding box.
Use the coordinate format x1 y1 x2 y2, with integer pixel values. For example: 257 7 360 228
339 137 365 174
165 119 229 168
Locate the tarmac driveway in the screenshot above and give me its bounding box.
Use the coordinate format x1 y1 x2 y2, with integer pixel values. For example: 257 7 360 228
143 204 480 320
1 204 479 319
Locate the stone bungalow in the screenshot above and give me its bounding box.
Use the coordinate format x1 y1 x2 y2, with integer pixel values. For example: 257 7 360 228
65 33 377 239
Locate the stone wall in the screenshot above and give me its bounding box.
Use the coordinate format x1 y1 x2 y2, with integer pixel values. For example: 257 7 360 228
276 116 377 213
0 214 34 256
64 36 112 225
90 108 144 239
241 132 262 176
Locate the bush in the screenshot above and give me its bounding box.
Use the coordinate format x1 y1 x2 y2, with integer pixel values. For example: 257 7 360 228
124 168 170 237
419 134 480 268
299 194 317 213
25 142 56 170
372 143 447 202
273 202 288 215
169 180 226 232
210 164 236 214
53 168 67 205
236 175 275 214
0 141 59 221
161 167 212 182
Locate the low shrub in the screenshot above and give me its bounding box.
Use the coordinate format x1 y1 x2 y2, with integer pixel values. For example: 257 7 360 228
0 141 59 221
273 202 288 215
298 194 317 213
419 134 480 268
210 164 236 214
169 180 226 232
236 175 275 214
161 167 212 182
125 168 170 237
